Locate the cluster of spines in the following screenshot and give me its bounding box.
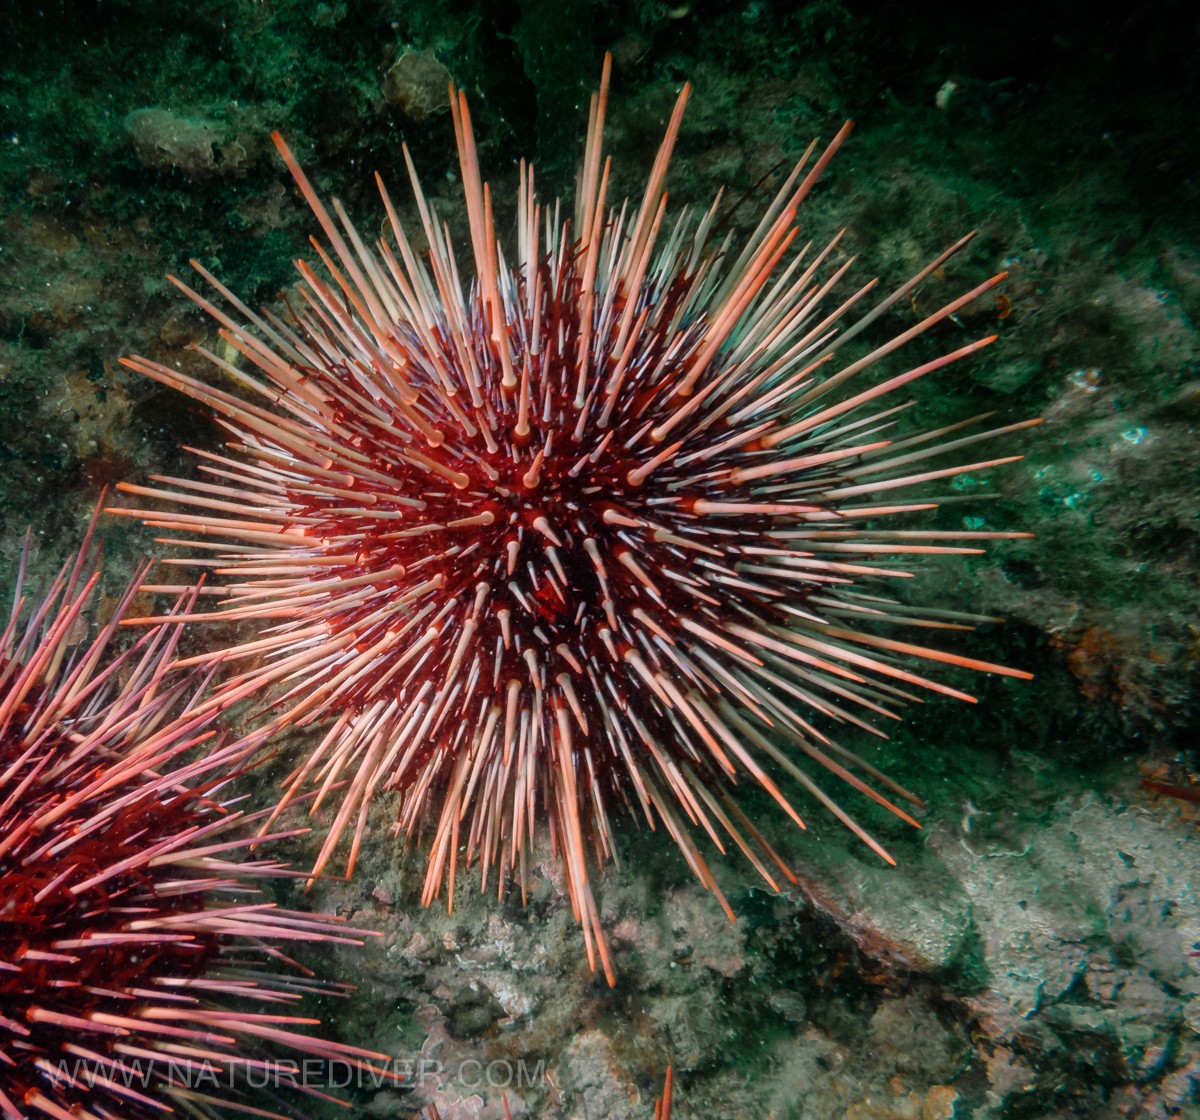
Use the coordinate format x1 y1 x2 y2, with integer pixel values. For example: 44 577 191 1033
105 56 1038 986
0 512 395 1119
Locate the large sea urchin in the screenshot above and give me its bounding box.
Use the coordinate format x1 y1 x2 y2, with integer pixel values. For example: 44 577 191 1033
114 59 1036 983
0 519 394 1118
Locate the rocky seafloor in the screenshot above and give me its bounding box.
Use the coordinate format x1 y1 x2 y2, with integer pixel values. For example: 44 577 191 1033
1 0 1198 1116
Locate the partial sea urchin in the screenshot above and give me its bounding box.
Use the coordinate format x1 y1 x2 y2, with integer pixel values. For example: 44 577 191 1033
113 58 1036 983
0 517 395 1118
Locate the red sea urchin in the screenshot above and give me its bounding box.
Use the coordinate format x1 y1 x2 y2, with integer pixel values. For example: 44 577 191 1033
0 520 395 1118
112 59 1037 984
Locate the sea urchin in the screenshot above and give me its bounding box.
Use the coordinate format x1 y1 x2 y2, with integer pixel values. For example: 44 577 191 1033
0 519 394 1118
113 58 1036 983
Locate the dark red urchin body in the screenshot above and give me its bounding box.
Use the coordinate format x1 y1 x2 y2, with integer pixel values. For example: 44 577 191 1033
0 519 394 1119
113 58 1037 983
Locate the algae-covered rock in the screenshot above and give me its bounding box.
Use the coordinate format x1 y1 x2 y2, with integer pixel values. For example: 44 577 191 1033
126 108 222 176
382 49 452 122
